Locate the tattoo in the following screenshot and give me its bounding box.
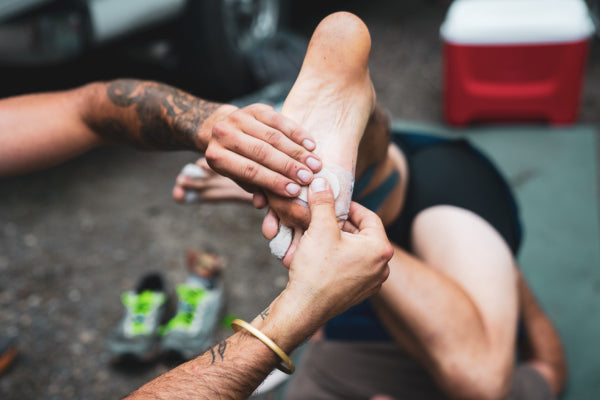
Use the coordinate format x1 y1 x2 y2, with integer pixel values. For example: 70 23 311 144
100 79 221 150
91 119 130 144
217 340 227 361
259 306 270 320
209 340 228 364
209 347 216 364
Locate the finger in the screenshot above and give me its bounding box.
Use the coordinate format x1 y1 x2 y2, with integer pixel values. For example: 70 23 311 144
347 201 387 236
206 143 303 198
282 227 302 268
252 191 268 209
266 194 311 229
196 157 211 170
197 187 253 203
211 122 318 186
172 184 186 203
306 178 339 233
262 208 280 240
246 103 318 153
176 175 208 189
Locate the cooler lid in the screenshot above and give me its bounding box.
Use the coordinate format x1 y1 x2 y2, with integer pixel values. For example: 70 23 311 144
440 0 596 44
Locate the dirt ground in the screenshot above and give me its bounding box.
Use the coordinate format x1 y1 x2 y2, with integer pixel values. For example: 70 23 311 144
1 1 599 399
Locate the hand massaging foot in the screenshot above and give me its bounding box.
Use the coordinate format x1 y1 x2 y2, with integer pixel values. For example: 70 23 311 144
268 12 376 259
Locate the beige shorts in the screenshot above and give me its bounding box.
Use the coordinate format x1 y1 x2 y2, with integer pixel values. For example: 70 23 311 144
285 340 554 400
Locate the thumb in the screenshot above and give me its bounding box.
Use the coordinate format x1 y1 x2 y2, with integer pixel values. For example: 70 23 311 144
307 177 339 232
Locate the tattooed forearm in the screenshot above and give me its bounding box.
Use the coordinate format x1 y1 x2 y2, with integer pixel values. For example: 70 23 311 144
98 79 222 150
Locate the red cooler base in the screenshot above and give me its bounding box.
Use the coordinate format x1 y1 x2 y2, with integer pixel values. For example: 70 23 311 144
443 40 590 126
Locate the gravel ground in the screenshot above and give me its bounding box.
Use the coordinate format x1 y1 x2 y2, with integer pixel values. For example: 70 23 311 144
1 1 599 399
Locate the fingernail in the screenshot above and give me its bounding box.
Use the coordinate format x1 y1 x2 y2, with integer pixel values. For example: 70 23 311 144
297 169 312 183
302 139 316 151
306 156 321 171
286 182 301 196
311 177 327 192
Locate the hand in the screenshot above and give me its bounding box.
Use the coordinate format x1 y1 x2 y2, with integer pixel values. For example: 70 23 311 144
204 103 322 198
283 177 392 325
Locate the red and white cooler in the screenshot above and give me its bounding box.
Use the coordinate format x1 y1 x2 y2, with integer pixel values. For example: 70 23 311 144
440 0 596 126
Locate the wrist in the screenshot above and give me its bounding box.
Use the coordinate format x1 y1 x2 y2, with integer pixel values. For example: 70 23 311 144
251 290 322 353
198 104 238 151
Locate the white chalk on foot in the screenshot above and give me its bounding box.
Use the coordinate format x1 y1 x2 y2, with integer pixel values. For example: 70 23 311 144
298 168 341 202
183 190 201 203
180 163 207 203
180 163 207 179
296 163 354 220
269 163 354 259
269 224 293 259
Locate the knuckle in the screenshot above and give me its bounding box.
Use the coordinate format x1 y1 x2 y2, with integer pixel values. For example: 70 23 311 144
227 110 242 124
264 129 281 147
252 103 273 113
287 124 302 140
379 242 394 264
281 158 297 175
311 192 334 207
204 145 220 166
241 163 259 181
250 142 268 161
211 121 229 140
379 241 394 262
290 146 305 160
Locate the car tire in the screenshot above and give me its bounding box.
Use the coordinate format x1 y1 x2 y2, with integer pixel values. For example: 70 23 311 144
178 0 290 101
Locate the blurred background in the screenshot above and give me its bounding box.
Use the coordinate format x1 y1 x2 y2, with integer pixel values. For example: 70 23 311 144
0 0 599 399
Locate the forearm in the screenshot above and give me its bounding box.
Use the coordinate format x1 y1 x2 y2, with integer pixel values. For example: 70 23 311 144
0 79 234 177
372 247 511 398
0 87 103 176
126 331 277 400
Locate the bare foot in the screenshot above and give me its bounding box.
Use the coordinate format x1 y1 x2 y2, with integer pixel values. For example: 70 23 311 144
173 158 254 204
264 12 377 241
281 12 376 173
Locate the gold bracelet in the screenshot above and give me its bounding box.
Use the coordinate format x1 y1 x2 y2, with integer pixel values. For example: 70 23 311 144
231 319 295 374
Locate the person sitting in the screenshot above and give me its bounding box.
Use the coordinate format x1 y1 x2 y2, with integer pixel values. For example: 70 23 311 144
176 11 567 400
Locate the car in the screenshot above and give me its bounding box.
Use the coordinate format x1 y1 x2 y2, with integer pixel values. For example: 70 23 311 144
0 0 300 100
